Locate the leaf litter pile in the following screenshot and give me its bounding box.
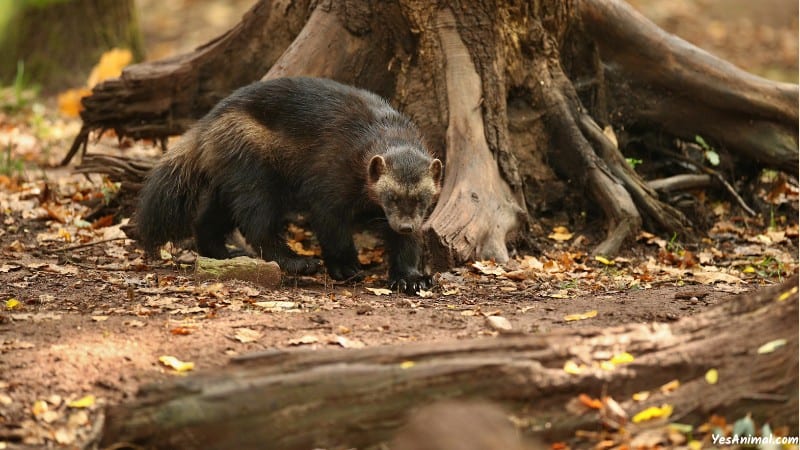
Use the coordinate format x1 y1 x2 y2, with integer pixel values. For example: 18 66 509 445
1 52 799 450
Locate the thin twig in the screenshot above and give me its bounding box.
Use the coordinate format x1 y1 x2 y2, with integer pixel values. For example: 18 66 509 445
648 145 757 216
44 237 131 254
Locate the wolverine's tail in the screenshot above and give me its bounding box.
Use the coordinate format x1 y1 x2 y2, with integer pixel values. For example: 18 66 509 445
136 129 205 257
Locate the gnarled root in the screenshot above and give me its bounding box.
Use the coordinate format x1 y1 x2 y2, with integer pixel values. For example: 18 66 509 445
424 8 523 265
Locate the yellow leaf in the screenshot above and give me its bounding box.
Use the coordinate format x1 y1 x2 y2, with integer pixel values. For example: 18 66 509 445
564 360 583 375
31 400 49 417
158 355 195 373
564 310 597 322
610 352 635 365
87 48 132 88
688 440 702 450
742 266 755 273
757 339 786 354
776 286 797 302
400 361 415 369
68 394 96 408
58 228 72 243
594 255 614 265
632 391 650 402
57 87 91 117
600 360 615 371
632 404 673 423
6 298 20 310
705 369 718 385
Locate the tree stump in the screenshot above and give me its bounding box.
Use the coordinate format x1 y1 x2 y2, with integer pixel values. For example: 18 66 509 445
64 0 797 264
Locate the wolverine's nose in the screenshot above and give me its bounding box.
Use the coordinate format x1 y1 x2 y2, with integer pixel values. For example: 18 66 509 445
398 223 414 234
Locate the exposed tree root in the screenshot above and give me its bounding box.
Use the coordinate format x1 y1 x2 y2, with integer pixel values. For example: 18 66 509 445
75 154 153 186
580 0 798 173
424 8 522 264
578 114 691 235
530 53 642 256
60 0 311 165
648 174 712 193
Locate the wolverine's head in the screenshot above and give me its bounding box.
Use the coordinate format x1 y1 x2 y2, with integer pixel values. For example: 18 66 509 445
367 147 443 234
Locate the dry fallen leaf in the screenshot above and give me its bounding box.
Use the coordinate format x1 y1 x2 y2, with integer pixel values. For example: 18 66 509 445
67 394 96 409
757 339 786 354
691 270 742 284
660 379 680 394
632 404 673 423
564 310 597 322
233 327 262 343
471 260 506 276
253 301 299 311
579 393 603 409
158 355 195 373
365 287 393 296
609 352 635 365
548 226 574 242
288 335 319 346
5 298 21 310
486 315 513 332
332 335 365 348
564 360 584 375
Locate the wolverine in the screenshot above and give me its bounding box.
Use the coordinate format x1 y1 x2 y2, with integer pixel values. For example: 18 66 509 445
137 77 442 294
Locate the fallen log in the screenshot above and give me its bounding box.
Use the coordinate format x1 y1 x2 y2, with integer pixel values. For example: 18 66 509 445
100 276 798 449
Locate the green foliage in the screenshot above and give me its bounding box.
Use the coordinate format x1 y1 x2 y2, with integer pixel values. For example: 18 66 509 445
694 135 720 166
666 231 683 254
625 157 643 169
101 180 122 206
0 143 25 178
755 256 785 282
25 0 72 8
1 60 39 113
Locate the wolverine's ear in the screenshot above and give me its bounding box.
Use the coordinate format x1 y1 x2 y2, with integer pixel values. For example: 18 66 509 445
368 155 386 184
429 158 443 186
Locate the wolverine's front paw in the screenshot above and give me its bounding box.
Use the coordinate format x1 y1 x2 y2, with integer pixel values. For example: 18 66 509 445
326 260 363 282
389 272 434 295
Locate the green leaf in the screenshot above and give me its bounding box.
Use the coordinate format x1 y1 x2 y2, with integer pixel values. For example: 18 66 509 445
626 158 643 169
695 135 710 150
705 150 720 166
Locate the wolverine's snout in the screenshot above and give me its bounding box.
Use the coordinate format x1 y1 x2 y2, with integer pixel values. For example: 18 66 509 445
397 223 415 234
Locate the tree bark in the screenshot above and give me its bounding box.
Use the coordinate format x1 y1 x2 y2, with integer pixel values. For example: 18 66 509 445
64 0 798 261
0 0 144 92
99 277 799 449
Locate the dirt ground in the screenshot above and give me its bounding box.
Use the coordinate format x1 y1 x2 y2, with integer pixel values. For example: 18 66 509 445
0 0 798 448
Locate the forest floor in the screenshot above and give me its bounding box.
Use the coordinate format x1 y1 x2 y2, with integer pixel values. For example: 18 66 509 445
0 0 798 448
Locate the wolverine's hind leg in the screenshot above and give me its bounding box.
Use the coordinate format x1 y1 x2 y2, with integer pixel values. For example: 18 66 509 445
309 209 362 281
233 187 322 276
193 190 235 259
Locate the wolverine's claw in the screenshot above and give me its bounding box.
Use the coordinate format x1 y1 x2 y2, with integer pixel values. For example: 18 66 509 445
389 273 434 295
